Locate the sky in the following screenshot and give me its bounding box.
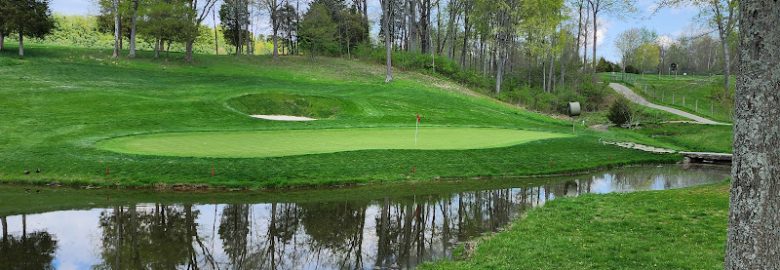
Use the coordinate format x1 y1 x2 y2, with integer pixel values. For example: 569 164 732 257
50 0 707 62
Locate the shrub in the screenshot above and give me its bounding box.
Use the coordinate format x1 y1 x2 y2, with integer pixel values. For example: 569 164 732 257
608 98 633 126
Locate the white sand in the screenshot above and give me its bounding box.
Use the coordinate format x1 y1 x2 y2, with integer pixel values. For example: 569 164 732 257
250 115 317 121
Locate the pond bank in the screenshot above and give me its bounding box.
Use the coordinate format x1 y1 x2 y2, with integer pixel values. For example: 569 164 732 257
423 180 730 269
0 164 729 269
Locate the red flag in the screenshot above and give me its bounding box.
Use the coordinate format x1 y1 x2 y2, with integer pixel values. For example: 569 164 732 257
416 114 421 123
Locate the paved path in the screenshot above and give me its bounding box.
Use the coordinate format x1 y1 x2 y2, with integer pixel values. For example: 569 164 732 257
608 83 724 125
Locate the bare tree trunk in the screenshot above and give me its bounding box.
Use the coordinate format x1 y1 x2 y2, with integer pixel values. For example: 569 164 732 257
185 40 194 62
154 39 161 58
1 216 6 240
725 1 780 269
128 0 139 58
495 47 505 94
460 5 470 67
213 7 219 55
384 0 393 83
18 32 23 57
719 28 732 96
408 0 418 52
591 9 598 76
112 0 120 58
0 33 4 52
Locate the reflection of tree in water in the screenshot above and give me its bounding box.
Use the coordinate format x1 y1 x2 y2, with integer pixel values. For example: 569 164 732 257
299 202 367 269
94 204 213 269
0 215 58 270
219 204 251 267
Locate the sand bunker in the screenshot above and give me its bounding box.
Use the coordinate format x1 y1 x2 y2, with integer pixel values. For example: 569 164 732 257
250 115 317 121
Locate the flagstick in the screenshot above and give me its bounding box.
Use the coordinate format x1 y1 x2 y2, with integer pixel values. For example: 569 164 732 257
415 118 419 146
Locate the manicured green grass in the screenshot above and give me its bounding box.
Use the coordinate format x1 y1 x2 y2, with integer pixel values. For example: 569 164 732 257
98 128 570 158
0 45 678 188
634 123 733 153
423 182 730 269
602 73 735 123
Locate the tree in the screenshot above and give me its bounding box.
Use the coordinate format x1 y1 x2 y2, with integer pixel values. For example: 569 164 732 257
634 43 660 74
127 0 139 58
183 0 218 62
260 0 283 60
0 3 9 51
615 28 641 75
2 0 55 57
607 98 632 127
656 0 737 95
220 0 251 55
298 3 338 56
586 0 635 76
111 0 121 58
381 0 394 83
725 0 780 269
139 0 192 58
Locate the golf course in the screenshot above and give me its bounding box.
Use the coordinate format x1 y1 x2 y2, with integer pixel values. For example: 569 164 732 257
0 46 684 188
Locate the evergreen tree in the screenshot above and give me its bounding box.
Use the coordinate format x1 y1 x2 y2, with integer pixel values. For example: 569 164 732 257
298 3 338 56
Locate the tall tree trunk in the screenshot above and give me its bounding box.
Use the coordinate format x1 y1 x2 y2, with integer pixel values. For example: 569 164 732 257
718 28 732 97
0 33 4 52
408 0 418 52
384 0 393 83
1 216 6 240
17 32 23 57
725 1 780 269
460 7 470 67
435 0 442 54
112 0 120 58
272 28 279 60
591 10 598 76
495 47 505 95
185 40 194 62
213 6 219 55
128 0 139 58
154 39 161 58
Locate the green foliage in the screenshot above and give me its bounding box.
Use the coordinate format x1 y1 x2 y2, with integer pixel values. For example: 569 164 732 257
12 14 221 55
596 57 618 72
1 0 56 39
608 98 633 126
219 0 251 52
299 3 339 56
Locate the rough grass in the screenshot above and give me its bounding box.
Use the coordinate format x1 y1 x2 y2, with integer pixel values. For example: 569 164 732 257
603 73 735 123
0 45 678 188
98 128 570 158
423 182 730 269
634 123 733 153
226 93 352 118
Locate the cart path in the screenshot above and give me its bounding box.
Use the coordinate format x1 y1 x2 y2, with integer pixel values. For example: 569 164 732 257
608 83 725 125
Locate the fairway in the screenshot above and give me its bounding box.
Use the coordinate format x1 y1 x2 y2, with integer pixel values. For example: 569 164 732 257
98 128 569 158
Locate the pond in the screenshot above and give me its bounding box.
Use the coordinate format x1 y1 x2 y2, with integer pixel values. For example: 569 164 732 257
0 164 729 269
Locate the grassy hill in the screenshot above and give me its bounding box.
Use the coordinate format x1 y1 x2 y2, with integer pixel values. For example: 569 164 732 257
0 45 679 188
604 72 735 123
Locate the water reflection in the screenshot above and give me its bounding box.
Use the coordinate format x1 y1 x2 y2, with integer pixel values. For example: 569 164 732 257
0 165 729 269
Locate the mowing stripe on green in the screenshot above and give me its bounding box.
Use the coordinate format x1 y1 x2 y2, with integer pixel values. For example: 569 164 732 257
97 128 570 158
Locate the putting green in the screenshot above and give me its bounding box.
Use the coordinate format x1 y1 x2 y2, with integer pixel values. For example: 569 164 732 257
98 128 570 158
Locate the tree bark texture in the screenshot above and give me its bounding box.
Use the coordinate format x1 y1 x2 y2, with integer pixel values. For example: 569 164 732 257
128 0 139 58
383 0 393 83
112 0 121 59
725 1 780 269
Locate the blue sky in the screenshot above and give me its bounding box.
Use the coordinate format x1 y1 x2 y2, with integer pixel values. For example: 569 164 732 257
50 0 706 62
